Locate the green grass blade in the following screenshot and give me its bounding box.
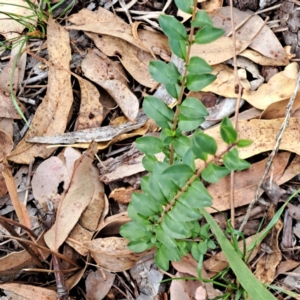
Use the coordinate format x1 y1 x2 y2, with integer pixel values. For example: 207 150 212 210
200 208 276 300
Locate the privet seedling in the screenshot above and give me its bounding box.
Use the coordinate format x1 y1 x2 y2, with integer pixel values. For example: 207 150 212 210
120 1 251 271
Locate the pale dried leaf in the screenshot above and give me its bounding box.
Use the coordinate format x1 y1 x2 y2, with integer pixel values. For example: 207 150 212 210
210 6 287 61
203 63 298 109
191 37 250 65
87 33 155 88
97 212 130 234
8 18 73 164
201 0 223 11
85 237 155 272
65 7 170 58
75 79 103 130
0 283 56 300
0 129 13 161
81 51 139 121
44 142 98 251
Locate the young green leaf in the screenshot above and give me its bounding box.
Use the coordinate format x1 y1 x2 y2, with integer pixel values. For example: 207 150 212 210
191 242 201 260
156 225 177 248
120 221 152 241
155 246 170 270
173 134 191 158
174 0 193 14
169 39 187 59
182 148 196 171
128 239 155 252
179 97 208 119
165 83 180 99
149 61 180 84
179 179 213 208
201 163 231 183
194 26 225 44
131 192 162 217
192 10 213 27
169 200 202 221
187 57 213 74
159 15 188 41
186 73 216 91
142 155 157 173
237 139 253 148
162 163 194 188
136 136 164 155
198 241 208 255
127 204 151 224
161 244 181 261
223 148 251 171
178 115 204 132
162 215 191 239
220 117 237 144
192 131 217 157
143 96 174 129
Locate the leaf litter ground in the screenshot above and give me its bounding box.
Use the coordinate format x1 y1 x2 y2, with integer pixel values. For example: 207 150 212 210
1 0 300 299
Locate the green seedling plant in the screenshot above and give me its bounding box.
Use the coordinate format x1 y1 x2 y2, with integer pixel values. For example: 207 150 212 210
0 0 75 125
120 0 277 298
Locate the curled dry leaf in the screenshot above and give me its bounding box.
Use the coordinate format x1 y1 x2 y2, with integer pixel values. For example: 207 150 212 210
44 142 98 251
8 18 73 164
85 237 155 272
86 33 155 88
96 211 130 234
239 49 289 66
86 269 115 300
81 51 139 121
75 79 103 130
210 6 287 61
0 283 57 300
203 63 298 109
190 36 250 65
0 129 13 161
201 0 223 11
66 7 170 58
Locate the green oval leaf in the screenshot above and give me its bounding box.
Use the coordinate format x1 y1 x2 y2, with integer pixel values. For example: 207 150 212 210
194 26 225 44
223 148 251 171
192 131 217 157
156 225 177 248
179 97 208 118
173 134 191 158
192 11 213 27
128 239 155 252
143 96 174 129
155 247 170 270
131 192 162 217
165 83 180 99
159 15 188 41
186 73 216 91
178 115 204 132
237 139 253 148
220 117 237 144
149 60 180 84
162 163 194 188
120 221 152 241
169 39 187 59
187 56 213 74
201 163 231 183
142 155 157 173
136 136 164 155
174 0 193 14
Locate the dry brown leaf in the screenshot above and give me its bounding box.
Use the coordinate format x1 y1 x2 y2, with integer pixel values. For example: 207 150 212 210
44 142 98 251
31 147 81 210
2 167 31 229
97 212 130 234
210 6 287 61
66 7 170 58
86 269 115 300
0 163 6 197
255 205 283 284
203 235 259 277
109 186 137 204
0 89 25 119
75 79 103 130
81 51 139 121
204 117 300 159
172 255 221 299
0 283 57 300
8 17 73 164
203 63 298 109
85 237 155 272
276 260 300 278
261 93 300 119
86 33 155 88
239 49 289 66
201 0 223 11
206 152 289 213
191 36 250 65
0 129 13 161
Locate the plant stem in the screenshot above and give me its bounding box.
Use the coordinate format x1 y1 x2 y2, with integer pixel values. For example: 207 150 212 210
169 0 198 165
